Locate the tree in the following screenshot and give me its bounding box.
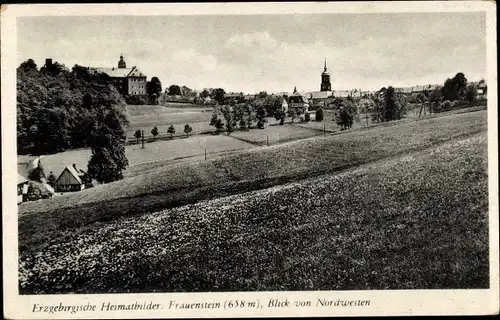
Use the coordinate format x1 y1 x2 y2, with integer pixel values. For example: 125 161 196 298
167 125 175 139
258 91 268 99
211 88 226 105
441 72 468 101
378 86 406 122
147 77 162 104
47 171 57 186
215 119 225 133
183 124 193 137
200 89 210 98
465 84 478 103
87 109 129 184
28 160 46 182
289 108 297 123
151 126 159 141
221 105 235 132
134 129 142 144
336 101 356 130
274 107 286 125
168 85 182 96
315 108 324 122
256 104 266 129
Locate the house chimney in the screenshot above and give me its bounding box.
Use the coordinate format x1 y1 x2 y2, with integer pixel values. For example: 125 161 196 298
45 58 53 68
73 163 77 170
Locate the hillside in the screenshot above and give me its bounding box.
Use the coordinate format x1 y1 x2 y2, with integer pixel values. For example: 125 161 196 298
18 110 487 252
19 133 489 293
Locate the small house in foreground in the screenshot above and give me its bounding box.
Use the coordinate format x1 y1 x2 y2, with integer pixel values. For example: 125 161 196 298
54 164 86 192
17 174 29 204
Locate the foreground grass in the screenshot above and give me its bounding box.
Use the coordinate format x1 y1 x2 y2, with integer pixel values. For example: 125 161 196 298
18 110 487 253
19 134 489 293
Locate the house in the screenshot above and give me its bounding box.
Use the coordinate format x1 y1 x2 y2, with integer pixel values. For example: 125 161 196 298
224 92 245 104
54 164 86 193
89 55 147 96
476 80 487 99
287 86 309 115
394 87 413 94
17 174 29 204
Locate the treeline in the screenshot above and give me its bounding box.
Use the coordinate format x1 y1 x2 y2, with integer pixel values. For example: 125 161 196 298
17 59 128 155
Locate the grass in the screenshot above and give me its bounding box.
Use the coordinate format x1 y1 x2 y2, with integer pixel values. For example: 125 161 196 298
18 110 487 254
228 124 322 145
18 133 489 293
18 135 254 182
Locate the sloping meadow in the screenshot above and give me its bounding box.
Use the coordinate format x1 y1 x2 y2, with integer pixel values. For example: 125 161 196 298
19 133 489 293
18 110 486 253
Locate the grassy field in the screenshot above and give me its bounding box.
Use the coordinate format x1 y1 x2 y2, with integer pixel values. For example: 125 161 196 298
19 133 489 293
18 110 487 254
228 124 322 145
18 135 255 182
124 104 214 140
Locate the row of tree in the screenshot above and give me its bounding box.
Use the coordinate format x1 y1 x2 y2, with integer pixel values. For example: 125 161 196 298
134 124 193 142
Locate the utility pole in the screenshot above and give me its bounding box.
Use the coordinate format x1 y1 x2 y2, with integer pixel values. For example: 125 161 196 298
267 136 269 146
141 130 145 149
323 124 326 135
205 149 207 160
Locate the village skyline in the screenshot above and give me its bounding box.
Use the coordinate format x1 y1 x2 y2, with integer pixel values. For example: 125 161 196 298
17 12 486 93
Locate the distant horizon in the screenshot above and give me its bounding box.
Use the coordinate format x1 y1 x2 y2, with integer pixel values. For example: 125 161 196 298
17 13 486 93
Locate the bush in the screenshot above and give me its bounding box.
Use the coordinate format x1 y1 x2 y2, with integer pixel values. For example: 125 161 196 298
315 108 324 122
440 100 452 112
26 181 54 202
125 95 150 105
304 112 311 122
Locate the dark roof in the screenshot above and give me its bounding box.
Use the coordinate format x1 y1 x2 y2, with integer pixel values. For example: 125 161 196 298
91 66 145 78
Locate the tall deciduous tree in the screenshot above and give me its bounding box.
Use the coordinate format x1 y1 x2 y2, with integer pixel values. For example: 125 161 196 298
465 84 478 103
147 77 162 103
87 108 129 184
151 126 159 141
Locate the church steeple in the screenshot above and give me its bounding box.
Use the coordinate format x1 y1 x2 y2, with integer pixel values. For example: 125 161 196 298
293 86 298 94
320 57 331 92
118 54 127 68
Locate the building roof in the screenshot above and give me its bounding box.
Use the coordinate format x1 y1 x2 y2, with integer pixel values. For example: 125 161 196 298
58 165 85 185
18 173 28 185
394 87 413 94
308 91 332 99
91 66 146 78
412 84 440 92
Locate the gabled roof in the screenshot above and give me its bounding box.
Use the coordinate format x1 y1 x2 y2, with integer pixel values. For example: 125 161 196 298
56 165 85 185
91 66 145 78
394 87 413 94
18 173 28 185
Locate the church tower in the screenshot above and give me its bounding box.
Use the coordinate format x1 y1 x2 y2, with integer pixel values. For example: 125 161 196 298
118 54 127 69
320 58 331 91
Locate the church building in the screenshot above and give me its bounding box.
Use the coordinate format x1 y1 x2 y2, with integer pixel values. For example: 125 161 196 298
91 55 147 96
320 58 331 92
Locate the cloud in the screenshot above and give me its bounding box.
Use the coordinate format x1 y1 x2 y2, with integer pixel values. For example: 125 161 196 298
171 49 218 72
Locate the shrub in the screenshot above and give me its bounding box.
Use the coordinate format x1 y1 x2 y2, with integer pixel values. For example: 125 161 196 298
304 112 311 122
125 95 150 105
26 181 54 202
440 100 452 112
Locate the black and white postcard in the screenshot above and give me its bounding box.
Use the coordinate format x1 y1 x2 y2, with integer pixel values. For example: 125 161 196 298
2 2 498 318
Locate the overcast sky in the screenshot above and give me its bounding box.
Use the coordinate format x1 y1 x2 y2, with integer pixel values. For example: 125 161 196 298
17 13 486 93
